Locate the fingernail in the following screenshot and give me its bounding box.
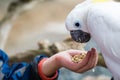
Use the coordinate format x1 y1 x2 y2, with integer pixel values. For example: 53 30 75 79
92 48 94 51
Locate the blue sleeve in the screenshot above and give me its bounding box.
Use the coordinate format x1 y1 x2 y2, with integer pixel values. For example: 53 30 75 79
0 49 32 80
0 49 59 80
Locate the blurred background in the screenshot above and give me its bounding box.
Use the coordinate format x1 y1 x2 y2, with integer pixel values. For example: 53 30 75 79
0 0 114 80
1 0 78 55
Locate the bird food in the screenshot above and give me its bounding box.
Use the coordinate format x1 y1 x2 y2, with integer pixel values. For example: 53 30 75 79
72 53 86 63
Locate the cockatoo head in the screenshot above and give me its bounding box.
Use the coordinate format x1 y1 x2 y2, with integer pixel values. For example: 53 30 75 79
65 0 91 43
65 0 111 43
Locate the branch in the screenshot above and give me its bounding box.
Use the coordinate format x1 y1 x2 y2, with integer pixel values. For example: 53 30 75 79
9 37 107 68
97 53 107 68
9 37 85 64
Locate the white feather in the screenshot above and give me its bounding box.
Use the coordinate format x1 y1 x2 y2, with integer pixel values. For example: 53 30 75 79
87 2 120 79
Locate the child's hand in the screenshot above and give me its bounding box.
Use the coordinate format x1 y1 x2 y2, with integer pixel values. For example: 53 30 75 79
41 48 98 77
55 48 98 73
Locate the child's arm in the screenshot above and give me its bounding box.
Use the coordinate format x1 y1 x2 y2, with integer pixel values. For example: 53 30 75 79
0 48 98 80
38 48 98 80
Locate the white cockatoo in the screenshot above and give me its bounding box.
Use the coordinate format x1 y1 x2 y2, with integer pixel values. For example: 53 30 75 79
65 0 120 80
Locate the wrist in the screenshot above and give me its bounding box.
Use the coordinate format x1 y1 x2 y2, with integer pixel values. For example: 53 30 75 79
42 55 61 76
52 54 62 69
38 58 59 80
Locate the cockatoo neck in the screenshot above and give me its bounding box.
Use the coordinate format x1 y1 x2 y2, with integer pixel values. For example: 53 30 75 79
83 0 112 33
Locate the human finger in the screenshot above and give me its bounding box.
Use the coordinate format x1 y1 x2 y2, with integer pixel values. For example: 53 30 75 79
76 48 98 73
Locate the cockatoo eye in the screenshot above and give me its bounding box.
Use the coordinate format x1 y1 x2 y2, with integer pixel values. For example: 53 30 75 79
74 22 81 28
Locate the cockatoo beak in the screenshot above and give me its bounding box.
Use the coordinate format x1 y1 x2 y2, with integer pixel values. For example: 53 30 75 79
70 30 91 43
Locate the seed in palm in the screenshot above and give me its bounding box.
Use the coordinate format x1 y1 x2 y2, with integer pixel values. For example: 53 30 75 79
72 53 86 63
